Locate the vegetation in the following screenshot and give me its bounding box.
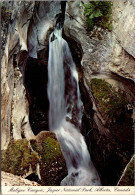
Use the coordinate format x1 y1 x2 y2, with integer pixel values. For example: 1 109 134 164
1 133 68 186
83 1 112 31
30 139 39 153
90 78 128 117
43 137 62 163
1 139 39 175
39 135 67 185
90 78 134 152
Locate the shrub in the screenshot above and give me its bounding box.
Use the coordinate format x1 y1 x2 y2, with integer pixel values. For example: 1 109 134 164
83 1 112 31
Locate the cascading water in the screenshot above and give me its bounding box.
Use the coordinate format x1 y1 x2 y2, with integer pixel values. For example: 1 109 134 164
47 28 101 186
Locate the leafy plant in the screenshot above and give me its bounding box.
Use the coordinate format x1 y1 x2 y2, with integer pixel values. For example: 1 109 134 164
83 1 112 31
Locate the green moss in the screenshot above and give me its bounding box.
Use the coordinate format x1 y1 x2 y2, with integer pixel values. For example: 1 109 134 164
39 135 68 186
30 139 39 153
1 133 67 186
90 78 134 153
118 156 134 186
43 137 62 163
1 139 39 176
90 78 128 117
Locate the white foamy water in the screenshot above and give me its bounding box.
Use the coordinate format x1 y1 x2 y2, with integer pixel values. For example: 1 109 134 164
47 28 101 186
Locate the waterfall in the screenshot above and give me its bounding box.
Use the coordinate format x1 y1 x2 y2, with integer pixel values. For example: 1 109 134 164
48 28 101 186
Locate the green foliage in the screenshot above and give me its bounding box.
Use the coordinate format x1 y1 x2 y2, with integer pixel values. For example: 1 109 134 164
83 1 112 31
90 78 128 117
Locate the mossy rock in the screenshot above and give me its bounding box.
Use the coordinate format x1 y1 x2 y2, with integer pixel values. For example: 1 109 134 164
1 139 40 176
90 78 128 117
90 78 134 152
1 132 67 185
35 131 68 186
118 155 135 186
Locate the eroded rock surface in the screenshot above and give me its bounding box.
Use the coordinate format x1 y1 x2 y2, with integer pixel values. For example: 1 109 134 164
64 1 135 82
1 1 35 150
1 171 40 186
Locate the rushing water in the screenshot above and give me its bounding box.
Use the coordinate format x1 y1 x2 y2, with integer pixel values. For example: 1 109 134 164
47 28 101 186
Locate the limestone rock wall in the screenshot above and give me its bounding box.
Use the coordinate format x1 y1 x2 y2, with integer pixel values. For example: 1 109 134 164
1 1 35 150
64 0 135 82
113 0 135 58
1 36 14 150
109 0 135 81
64 1 113 81
27 1 61 58
1 1 63 150
11 68 35 140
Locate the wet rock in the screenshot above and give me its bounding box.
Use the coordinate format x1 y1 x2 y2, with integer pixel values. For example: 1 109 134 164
27 1 62 58
30 131 68 186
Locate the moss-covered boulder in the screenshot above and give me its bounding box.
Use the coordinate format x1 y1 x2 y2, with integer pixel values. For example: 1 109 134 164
90 78 127 117
118 155 135 186
1 132 67 186
90 78 134 152
30 131 68 186
1 139 39 176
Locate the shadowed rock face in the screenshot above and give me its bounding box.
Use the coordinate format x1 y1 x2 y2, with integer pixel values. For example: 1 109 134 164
24 55 49 135
80 75 135 185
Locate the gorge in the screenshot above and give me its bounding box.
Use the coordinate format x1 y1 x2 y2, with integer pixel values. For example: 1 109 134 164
1 0 135 187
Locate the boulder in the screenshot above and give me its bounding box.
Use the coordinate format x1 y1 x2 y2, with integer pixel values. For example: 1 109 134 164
30 131 68 186
1 139 39 176
1 131 68 186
